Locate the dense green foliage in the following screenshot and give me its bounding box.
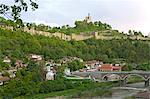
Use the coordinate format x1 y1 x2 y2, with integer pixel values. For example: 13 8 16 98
0 28 149 66
137 63 150 71
48 20 112 35
64 60 85 71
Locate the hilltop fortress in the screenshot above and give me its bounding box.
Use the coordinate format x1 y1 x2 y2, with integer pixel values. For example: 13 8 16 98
0 14 149 41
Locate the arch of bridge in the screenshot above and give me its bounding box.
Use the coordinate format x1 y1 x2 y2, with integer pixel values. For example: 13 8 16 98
101 73 150 81
141 74 150 80
101 74 121 80
122 74 147 80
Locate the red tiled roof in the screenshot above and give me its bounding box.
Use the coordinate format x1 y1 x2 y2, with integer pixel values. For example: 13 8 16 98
100 64 112 69
0 76 10 82
112 66 121 70
99 64 121 71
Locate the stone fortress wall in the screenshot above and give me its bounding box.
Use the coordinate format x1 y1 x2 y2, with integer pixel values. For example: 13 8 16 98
0 25 150 41
23 27 150 41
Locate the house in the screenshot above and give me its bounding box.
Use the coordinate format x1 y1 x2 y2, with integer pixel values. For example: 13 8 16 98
45 62 53 67
3 56 11 64
0 76 10 85
29 54 42 61
64 68 71 76
54 63 61 66
85 60 102 69
45 62 56 80
99 64 121 72
60 57 70 64
60 57 83 64
15 60 25 69
7 69 17 78
73 57 83 62
45 62 57 71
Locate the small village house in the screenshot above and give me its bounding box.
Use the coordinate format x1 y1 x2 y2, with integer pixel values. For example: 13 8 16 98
0 76 10 85
99 64 122 72
85 60 102 69
46 71 55 80
15 60 25 69
3 56 11 64
45 63 55 80
64 68 71 76
60 57 84 64
29 54 42 61
7 69 17 78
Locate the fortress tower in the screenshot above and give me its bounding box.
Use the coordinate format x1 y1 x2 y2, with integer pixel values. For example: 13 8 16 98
84 13 91 23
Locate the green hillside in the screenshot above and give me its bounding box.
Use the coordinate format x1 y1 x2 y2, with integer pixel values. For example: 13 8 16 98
0 18 150 99
0 28 149 65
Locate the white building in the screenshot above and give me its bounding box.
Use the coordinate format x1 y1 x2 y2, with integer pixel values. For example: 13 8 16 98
45 62 55 80
3 56 11 63
46 71 55 80
29 54 42 61
64 68 71 76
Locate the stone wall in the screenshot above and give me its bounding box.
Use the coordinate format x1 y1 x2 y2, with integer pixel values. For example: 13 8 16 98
1 25 150 41
71 34 93 41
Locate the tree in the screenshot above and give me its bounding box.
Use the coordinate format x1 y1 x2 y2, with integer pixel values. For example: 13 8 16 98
0 0 38 21
67 60 84 71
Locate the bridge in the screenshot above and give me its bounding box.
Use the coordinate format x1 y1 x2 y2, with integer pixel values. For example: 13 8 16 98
71 71 150 87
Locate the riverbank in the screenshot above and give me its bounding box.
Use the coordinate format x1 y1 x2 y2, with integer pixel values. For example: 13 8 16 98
15 81 118 99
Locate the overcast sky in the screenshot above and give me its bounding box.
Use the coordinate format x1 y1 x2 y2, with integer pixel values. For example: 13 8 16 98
1 0 150 35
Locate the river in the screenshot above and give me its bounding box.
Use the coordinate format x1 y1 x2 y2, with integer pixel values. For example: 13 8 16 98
101 82 150 99
46 82 150 99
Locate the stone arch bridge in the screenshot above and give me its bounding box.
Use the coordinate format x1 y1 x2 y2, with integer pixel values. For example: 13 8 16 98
71 71 150 87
